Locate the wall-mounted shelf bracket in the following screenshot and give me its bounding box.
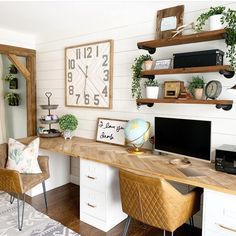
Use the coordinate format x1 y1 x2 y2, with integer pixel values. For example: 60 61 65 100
142 75 155 80
219 69 235 79
216 104 233 111
137 102 154 107
137 44 156 54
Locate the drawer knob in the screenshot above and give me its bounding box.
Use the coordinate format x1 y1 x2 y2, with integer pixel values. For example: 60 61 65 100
87 175 96 180
216 223 236 232
87 203 96 208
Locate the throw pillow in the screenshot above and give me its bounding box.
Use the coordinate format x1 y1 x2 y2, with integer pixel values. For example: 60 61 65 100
6 138 42 174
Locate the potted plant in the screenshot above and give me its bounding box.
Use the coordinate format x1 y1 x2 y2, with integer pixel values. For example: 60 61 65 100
4 92 20 106
2 64 18 89
194 6 236 70
59 114 78 139
131 54 153 99
188 76 205 100
144 79 159 99
9 64 18 74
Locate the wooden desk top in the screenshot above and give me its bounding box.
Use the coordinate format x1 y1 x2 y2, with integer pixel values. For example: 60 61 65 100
20 136 236 195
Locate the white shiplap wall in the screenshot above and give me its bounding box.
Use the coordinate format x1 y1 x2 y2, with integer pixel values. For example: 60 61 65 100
36 2 236 227
36 1 236 149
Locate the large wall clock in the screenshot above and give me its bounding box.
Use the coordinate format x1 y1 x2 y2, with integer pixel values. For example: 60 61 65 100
65 40 113 108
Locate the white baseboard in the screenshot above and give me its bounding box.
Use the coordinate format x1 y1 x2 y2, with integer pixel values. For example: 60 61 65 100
70 174 80 186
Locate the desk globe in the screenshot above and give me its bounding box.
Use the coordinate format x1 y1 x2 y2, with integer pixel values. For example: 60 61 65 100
124 118 150 154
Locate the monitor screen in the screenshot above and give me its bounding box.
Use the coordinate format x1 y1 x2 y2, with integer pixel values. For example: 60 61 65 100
154 117 211 161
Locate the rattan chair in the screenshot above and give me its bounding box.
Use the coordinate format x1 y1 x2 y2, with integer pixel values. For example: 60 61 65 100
119 169 203 236
0 143 50 231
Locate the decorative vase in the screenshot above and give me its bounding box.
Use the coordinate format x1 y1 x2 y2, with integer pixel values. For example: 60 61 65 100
144 60 153 70
63 130 72 139
146 86 159 99
194 88 204 100
209 14 224 31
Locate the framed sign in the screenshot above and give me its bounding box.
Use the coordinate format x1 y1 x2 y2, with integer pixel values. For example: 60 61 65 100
96 118 128 146
154 59 172 70
65 40 113 109
156 5 184 39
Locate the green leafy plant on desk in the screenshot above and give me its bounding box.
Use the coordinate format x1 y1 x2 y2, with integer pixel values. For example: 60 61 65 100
59 114 78 139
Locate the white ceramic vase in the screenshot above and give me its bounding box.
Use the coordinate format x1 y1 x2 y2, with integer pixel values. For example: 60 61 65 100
146 86 159 99
194 88 204 100
63 130 72 139
209 14 224 31
144 60 153 70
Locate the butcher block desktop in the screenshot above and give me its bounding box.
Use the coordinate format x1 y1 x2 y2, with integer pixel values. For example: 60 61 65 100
19 136 236 195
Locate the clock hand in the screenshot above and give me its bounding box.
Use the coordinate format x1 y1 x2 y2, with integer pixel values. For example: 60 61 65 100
77 63 87 77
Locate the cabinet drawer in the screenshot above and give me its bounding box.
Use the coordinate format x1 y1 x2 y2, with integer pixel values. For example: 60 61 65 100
80 159 107 192
204 189 236 235
80 187 106 221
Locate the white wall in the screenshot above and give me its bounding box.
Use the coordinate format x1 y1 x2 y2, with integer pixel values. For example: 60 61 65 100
36 1 236 151
35 2 236 227
0 27 35 49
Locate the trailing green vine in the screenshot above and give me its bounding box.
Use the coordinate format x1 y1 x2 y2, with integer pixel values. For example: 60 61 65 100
131 54 152 99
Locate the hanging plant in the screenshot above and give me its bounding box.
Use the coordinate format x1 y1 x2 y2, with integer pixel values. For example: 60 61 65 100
9 64 18 74
131 54 153 99
4 92 21 106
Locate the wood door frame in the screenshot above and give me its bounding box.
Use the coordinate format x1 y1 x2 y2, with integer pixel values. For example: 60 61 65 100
0 44 36 136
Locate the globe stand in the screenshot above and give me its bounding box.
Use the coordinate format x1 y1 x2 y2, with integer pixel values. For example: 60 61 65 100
127 146 145 154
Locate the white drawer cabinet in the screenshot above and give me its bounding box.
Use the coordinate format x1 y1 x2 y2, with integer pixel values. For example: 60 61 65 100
203 189 236 236
80 159 127 232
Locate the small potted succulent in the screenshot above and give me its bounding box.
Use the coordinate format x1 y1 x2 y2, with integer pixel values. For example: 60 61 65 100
131 54 153 99
59 114 78 139
188 76 205 100
4 92 21 106
144 79 159 99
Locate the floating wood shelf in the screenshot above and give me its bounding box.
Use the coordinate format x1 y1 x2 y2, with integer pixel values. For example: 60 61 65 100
141 65 234 79
136 98 233 111
137 29 226 53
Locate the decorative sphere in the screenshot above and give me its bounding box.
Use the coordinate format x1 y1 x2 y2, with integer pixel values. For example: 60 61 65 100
124 118 150 149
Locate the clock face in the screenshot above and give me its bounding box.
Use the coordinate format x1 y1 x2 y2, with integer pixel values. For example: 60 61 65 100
205 80 222 99
65 40 113 108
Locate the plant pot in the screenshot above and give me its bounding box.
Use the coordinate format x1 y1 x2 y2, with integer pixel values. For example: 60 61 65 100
8 98 19 106
9 65 18 74
63 130 72 139
9 78 18 89
144 60 153 70
209 14 225 31
194 88 204 100
146 86 159 99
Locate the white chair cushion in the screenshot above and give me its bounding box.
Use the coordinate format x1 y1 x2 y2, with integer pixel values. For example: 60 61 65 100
6 138 42 174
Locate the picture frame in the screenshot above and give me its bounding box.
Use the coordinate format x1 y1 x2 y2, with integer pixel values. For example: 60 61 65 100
96 118 128 146
156 5 184 39
154 59 172 70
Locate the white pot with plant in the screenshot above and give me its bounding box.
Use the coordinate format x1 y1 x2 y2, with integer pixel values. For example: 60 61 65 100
194 6 236 70
131 54 153 100
188 76 205 100
59 114 78 139
145 79 159 99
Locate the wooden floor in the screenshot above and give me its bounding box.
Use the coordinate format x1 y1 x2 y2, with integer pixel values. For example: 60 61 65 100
27 183 202 236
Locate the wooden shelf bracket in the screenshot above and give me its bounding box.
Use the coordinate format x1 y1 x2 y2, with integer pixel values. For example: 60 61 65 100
137 44 156 54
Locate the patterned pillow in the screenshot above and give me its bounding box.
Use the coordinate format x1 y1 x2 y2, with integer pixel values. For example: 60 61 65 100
6 138 42 174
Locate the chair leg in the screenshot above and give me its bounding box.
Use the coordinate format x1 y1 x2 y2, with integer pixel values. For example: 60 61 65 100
171 232 174 236
9 194 15 204
42 181 48 211
163 230 166 236
122 216 132 236
17 194 25 231
191 216 194 227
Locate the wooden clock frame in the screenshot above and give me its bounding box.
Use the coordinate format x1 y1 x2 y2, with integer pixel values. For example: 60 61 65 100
65 39 113 109
0 44 36 136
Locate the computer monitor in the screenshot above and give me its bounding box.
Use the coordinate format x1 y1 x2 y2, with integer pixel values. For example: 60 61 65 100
154 117 211 161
